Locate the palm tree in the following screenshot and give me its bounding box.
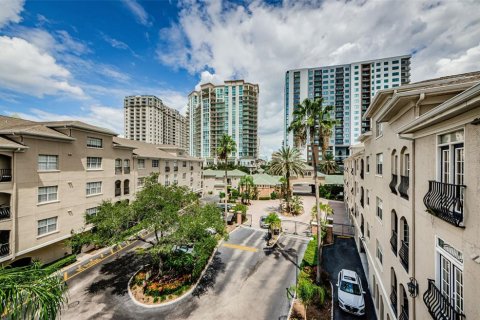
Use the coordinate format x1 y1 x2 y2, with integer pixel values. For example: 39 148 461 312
0 263 67 320
239 175 254 204
217 134 237 223
269 146 306 212
319 153 338 174
288 97 337 284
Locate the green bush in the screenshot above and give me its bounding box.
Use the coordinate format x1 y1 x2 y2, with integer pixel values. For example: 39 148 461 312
301 236 318 267
270 191 278 200
43 254 77 271
318 184 344 200
219 192 225 199
258 196 271 200
232 204 247 215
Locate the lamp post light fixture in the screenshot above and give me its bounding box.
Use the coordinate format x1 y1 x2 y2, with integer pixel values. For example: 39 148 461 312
407 277 419 298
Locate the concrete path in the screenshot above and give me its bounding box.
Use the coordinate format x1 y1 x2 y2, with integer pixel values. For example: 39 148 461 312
62 228 309 320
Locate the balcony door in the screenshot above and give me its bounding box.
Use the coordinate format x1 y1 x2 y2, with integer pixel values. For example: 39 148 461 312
438 130 464 185
439 254 463 314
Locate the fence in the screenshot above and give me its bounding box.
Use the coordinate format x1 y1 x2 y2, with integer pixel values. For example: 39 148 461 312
281 220 312 237
332 222 355 237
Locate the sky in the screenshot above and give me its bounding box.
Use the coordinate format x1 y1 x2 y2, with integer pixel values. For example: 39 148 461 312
0 0 479 159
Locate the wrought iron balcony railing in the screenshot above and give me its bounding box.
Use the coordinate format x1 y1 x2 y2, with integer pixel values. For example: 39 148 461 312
0 207 10 220
390 231 397 256
0 242 9 257
423 180 466 228
389 174 398 195
360 196 364 208
360 223 364 237
399 240 409 272
360 169 364 179
165 167 170 172
0 169 12 182
399 306 409 320
399 175 409 200
390 287 398 316
174 167 178 172
423 279 465 320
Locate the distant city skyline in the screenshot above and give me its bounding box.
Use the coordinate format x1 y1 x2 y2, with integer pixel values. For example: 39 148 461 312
1 0 480 159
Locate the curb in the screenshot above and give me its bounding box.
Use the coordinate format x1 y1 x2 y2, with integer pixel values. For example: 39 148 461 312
127 236 227 309
330 280 334 320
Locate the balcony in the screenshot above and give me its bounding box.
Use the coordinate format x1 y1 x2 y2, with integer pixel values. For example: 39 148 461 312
390 287 398 316
0 169 12 182
399 306 409 320
398 175 409 200
423 181 466 227
360 222 364 237
360 168 364 179
399 240 409 272
190 166 194 170
389 174 398 194
423 279 465 320
174 167 178 172
390 231 397 256
0 242 9 257
0 206 10 220
360 196 364 208
165 167 171 172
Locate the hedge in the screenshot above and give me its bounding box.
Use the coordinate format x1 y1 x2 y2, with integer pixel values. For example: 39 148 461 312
258 196 271 200
43 254 77 270
301 236 318 267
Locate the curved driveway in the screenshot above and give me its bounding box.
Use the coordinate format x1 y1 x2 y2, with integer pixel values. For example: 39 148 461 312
62 228 309 320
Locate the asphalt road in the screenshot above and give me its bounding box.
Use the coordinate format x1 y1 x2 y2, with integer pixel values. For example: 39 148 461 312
62 227 309 320
322 236 376 320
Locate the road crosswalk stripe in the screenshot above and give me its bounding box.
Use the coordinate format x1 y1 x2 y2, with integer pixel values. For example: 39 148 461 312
222 243 258 252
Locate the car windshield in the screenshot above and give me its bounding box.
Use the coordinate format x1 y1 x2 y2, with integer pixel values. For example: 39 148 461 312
340 280 361 295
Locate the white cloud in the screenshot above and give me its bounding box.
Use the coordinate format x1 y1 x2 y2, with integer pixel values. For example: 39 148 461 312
10 106 124 135
122 0 152 27
0 36 85 98
100 32 129 50
0 0 24 28
158 0 480 158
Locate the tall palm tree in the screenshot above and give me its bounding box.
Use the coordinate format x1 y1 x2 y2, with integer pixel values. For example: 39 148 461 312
319 153 338 174
269 146 305 212
217 134 237 223
0 263 67 320
239 175 254 204
288 97 336 283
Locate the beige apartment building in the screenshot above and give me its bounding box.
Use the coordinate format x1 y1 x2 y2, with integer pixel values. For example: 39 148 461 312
344 72 480 320
0 116 202 266
124 95 188 149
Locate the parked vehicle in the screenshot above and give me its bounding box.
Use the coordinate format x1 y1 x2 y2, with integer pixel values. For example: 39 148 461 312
259 215 269 229
216 203 233 212
337 269 366 316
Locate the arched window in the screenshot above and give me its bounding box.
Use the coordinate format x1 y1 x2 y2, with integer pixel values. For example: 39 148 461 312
399 147 409 199
390 210 398 255
399 217 409 271
390 267 398 316
115 159 122 174
400 284 409 319
391 149 398 175
360 187 365 208
115 180 121 197
124 179 130 195
124 159 130 174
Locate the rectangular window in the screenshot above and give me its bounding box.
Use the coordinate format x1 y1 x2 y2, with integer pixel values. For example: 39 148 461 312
367 222 370 238
152 159 159 168
366 156 370 173
437 238 464 313
438 130 464 185
376 197 383 220
138 159 145 169
366 189 370 205
376 153 383 175
38 186 58 203
38 217 58 236
86 181 102 196
87 137 103 148
376 240 383 265
137 177 145 187
86 207 98 216
87 157 102 169
38 155 58 171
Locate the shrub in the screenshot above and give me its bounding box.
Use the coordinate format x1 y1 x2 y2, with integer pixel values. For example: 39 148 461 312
301 236 318 267
208 191 213 195
43 254 77 271
258 196 271 200
219 192 225 199
270 191 278 200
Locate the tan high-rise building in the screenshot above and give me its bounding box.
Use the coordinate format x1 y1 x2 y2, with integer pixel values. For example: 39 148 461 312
344 72 480 320
187 80 259 166
124 95 188 149
0 115 202 266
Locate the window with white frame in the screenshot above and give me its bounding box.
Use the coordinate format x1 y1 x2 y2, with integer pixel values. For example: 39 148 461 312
86 207 98 216
38 155 58 171
38 217 58 236
366 189 370 205
138 159 145 169
86 137 102 148
376 153 383 175
38 186 58 203
436 237 464 314
152 159 159 168
438 130 464 185
86 181 102 195
87 157 102 169
376 197 383 220
376 239 383 265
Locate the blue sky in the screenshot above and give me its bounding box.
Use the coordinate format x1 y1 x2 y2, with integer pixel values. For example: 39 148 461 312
1 0 480 157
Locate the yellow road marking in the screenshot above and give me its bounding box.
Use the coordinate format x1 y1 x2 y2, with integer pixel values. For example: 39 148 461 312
222 243 258 252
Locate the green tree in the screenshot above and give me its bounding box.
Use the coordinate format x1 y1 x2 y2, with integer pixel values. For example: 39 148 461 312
264 212 282 237
269 146 306 212
0 262 67 320
319 153 338 174
239 175 254 204
217 134 237 223
293 277 325 320
291 195 304 215
289 97 337 284
311 203 334 266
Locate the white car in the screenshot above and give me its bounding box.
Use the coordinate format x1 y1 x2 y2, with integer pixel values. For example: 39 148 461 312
337 269 366 316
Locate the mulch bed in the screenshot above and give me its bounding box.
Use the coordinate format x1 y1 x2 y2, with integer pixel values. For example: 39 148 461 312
289 283 332 320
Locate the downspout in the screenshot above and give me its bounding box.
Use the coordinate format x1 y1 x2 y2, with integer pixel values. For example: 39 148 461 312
10 148 22 261
414 93 425 118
